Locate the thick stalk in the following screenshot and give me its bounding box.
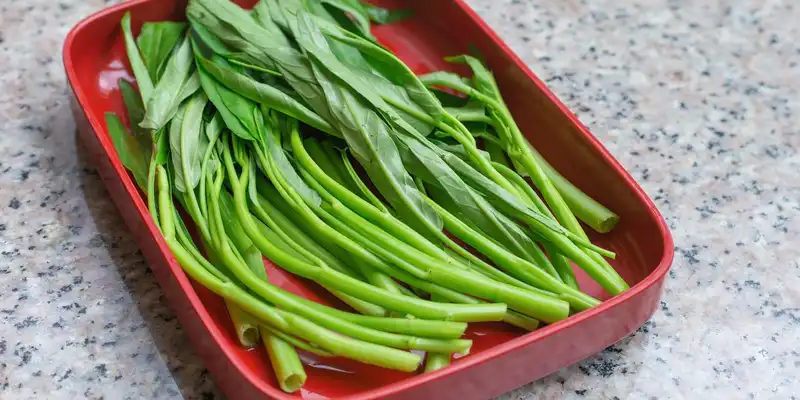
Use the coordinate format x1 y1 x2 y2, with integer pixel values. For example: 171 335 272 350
262 329 307 393
157 187 421 371
424 353 451 373
493 161 577 288
259 325 333 357
514 143 626 289
308 199 566 321
174 239 421 370
290 131 451 261
225 299 260 348
156 165 174 239
288 294 467 339
253 145 408 295
147 156 160 228
243 172 393 313
224 146 503 323
423 76 627 293
254 172 469 305
292 133 553 293
425 197 600 311
525 145 619 233
208 184 474 353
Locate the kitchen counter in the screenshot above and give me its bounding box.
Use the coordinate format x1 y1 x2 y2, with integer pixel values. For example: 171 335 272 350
1 0 798 399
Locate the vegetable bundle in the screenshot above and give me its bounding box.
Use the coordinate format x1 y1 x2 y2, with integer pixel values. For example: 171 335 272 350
106 0 627 392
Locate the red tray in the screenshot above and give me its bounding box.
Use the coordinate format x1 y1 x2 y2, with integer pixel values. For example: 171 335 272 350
63 0 674 398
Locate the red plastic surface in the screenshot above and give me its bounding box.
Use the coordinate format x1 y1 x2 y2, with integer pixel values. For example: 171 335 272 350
63 0 674 399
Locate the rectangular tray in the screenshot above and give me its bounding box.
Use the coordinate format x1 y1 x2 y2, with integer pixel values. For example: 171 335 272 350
63 0 674 398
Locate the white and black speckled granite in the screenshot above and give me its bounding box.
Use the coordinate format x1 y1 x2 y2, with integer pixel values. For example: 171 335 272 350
1 0 798 399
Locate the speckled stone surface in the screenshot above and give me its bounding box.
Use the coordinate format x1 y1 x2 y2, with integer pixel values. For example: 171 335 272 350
1 0 798 399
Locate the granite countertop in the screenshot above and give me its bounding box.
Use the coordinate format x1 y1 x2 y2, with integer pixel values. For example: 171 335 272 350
1 0 798 398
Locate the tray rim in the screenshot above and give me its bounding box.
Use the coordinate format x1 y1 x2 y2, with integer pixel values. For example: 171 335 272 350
62 0 675 398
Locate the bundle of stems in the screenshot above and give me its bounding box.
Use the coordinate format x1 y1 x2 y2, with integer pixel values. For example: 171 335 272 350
105 0 627 392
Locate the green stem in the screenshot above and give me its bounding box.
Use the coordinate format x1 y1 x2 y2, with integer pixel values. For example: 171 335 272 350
207 174 474 354
425 196 600 311
424 352 451 373
156 165 174 239
526 145 619 233
434 288 540 333
171 235 422 370
493 161 577 288
424 76 627 293
290 131 450 262
502 310 540 331
288 294 467 339
198 128 219 222
259 325 333 357
248 201 388 317
255 165 443 298
262 329 307 393
225 299 260 348
253 145 409 295
297 135 552 296
147 156 160 228
548 248 580 290
306 192 566 321
224 146 500 325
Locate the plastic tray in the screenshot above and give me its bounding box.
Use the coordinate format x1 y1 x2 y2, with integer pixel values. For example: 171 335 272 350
63 0 674 398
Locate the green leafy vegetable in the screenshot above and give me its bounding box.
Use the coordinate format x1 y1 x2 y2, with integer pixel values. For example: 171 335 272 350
121 12 154 102
136 21 187 81
141 35 197 130
107 1 630 392
105 113 149 189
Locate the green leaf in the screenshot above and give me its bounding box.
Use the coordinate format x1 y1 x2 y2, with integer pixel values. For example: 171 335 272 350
290 11 450 231
177 71 202 103
136 21 187 82
118 79 151 155
430 138 491 162
444 99 488 123
305 0 376 71
171 92 209 193
120 12 154 102
197 63 257 141
188 18 235 57
189 0 340 134
192 48 338 137
320 27 440 131
206 111 223 143
393 133 515 242
140 35 196 131
319 0 374 40
361 2 413 24
187 0 281 72
168 102 187 162
310 57 442 232
189 19 270 76
105 112 149 189
446 55 501 99
440 151 579 242
418 71 473 89
153 128 170 165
